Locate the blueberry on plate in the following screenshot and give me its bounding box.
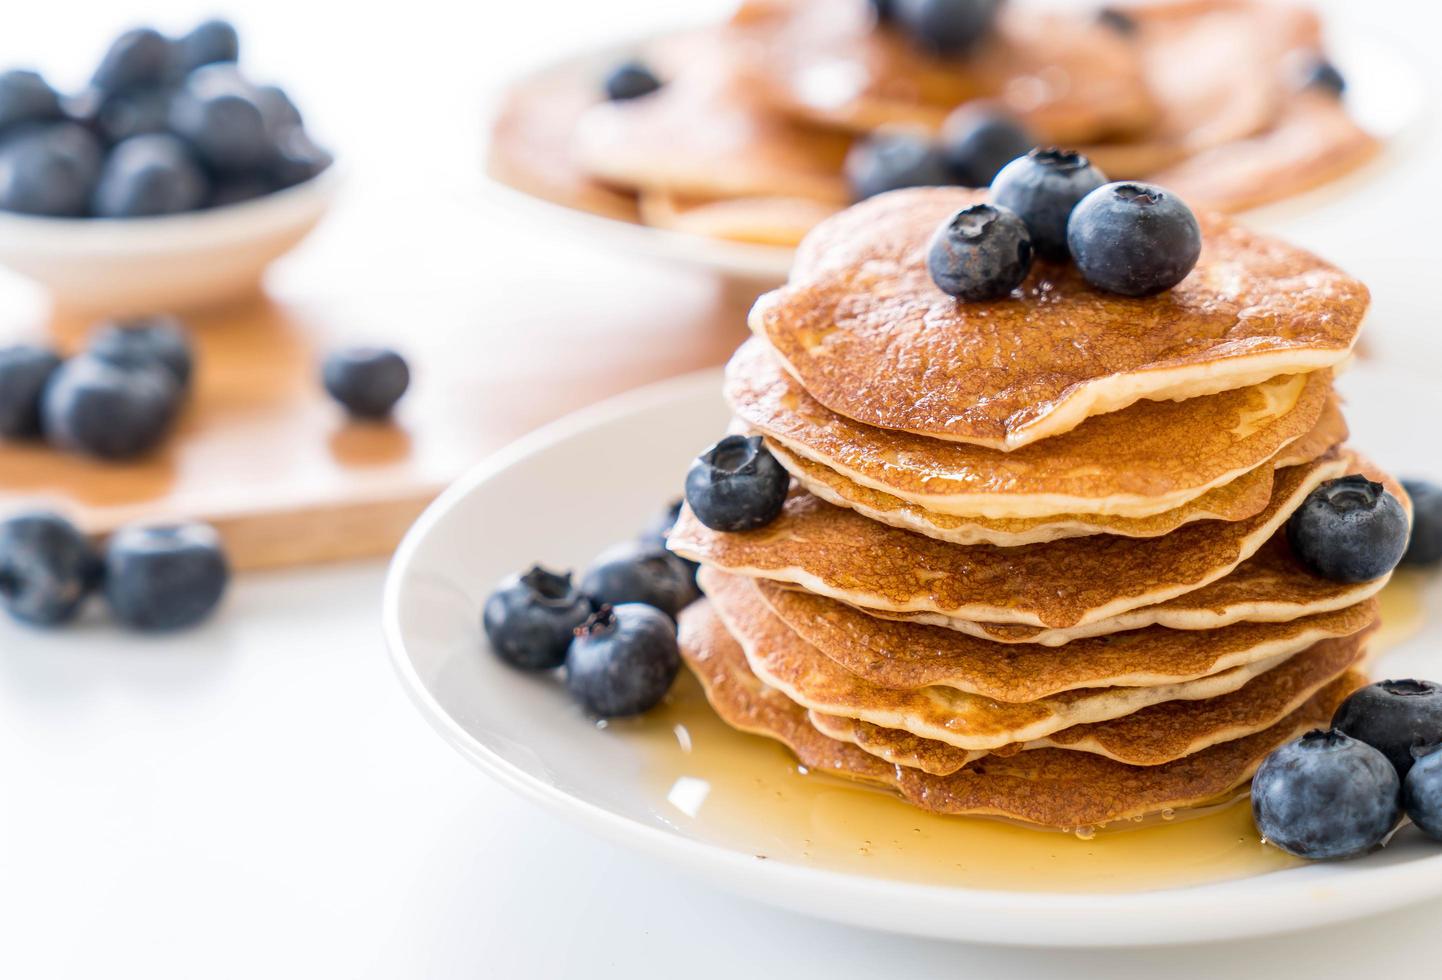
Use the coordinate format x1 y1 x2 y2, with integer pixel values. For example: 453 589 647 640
1251 729 1401 860
639 498 699 587
1286 475 1410 583
1067 181 1201 296
92 27 174 95
41 353 180 459
94 86 176 145
844 132 953 201
0 69 63 133
321 347 410 419
1331 680 1442 777
603 60 662 102
175 19 240 75
0 122 105 217
482 565 593 671
938 105 1034 187
88 315 194 390
565 603 680 718
927 203 1033 301
1400 479 1442 567
581 541 698 619
1300 57 1346 97
0 344 62 439
0 511 101 627
684 435 790 533
92 133 209 218
1403 746 1442 840
104 522 229 630
1096 7 1139 35
894 0 1002 56
168 65 271 173
991 148 1108 261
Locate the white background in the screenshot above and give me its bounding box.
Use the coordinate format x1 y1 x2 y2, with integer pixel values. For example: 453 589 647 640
1 1 1440 977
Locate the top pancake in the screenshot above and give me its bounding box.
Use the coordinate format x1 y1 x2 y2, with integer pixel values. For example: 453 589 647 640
752 187 1368 448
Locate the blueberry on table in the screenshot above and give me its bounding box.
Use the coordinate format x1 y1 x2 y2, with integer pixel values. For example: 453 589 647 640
844 132 953 201
927 203 1033 301
1300 57 1346 97
1403 747 1442 841
684 435 790 533
603 60 662 102
1286 475 1410 583
0 69 63 133
0 344 62 439
92 133 209 218
175 19 240 75
565 603 680 718
0 122 104 217
322 347 410 419
0 512 101 627
95 86 177 145
895 0 1001 56
938 105 1034 188
991 148 1108 261
1067 181 1201 296
169 65 271 173
103 523 229 630
581 541 698 619
1251 729 1401 860
483 566 593 671
41 354 180 460
1400 479 1442 567
1331 680 1442 777
88 315 194 390
92 28 174 95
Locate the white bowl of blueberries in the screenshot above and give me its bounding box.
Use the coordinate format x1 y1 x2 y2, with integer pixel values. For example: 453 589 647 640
0 19 336 315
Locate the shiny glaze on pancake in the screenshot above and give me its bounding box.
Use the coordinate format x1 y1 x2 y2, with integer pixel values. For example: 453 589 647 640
753 188 1368 448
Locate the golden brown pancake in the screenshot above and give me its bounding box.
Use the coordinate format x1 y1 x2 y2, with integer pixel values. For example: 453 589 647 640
679 599 1363 828
727 336 1338 519
754 572 1377 700
637 192 836 247
670 451 1352 629
754 188 1368 448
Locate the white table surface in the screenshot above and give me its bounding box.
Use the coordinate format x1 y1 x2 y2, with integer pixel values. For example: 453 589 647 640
2 0 1440 977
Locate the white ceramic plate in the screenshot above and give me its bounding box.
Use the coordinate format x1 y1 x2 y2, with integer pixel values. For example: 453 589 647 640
477 27 1425 284
384 360 1442 947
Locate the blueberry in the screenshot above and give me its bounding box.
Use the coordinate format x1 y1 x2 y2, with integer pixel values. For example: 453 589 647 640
0 512 100 627
991 148 1108 261
94 85 176 144
581 541 698 619
88 315 194 389
1251 729 1401 860
482 565 593 671
565 604 680 718
1300 57 1346 97
1403 746 1442 840
939 105 1034 187
175 19 240 75
92 133 208 218
41 354 180 460
0 344 62 439
1331 680 1442 777
1067 181 1201 296
844 132 952 201
168 65 271 173
603 61 662 101
927 202 1033 301
684 435 790 532
1401 479 1442 567
1096 7 1139 34
207 175 275 208
639 498 699 586
1286 475 1410 583
894 0 1001 56
255 85 303 133
268 126 332 189
103 522 229 630
0 70 63 134
869 0 895 22
92 28 174 95
0 122 104 217
321 347 410 419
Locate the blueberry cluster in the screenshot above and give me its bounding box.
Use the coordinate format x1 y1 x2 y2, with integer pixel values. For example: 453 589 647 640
482 500 699 718
0 511 228 631
845 106 1035 201
0 315 194 460
926 148 1203 301
1253 680 1442 860
0 19 330 220
871 0 1004 57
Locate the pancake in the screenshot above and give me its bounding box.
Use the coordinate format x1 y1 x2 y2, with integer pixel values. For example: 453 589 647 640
812 623 1373 773
754 572 1377 700
703 567 1306 752
670 450 1353 629
753 188 1368 449
727 335 1338 520
638 191 836 247
679 599 1364 828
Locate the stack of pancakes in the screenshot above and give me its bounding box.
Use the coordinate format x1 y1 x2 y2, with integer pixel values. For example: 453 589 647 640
490 0 1377 246
668 186 1399 830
